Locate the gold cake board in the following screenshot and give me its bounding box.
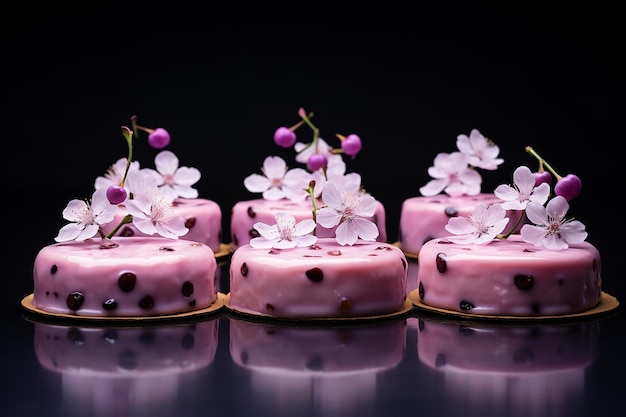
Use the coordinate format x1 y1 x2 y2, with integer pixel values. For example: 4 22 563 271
21 292 227 324
409 290 619 322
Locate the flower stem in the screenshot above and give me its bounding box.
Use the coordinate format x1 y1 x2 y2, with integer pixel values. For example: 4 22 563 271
106 214 134 239
525 146 562 180
119 126 134 187
306 180 318 235
497 211 526 239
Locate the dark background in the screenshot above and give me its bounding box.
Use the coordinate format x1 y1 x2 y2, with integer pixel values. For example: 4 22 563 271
2 4 623 306
1 5 625 417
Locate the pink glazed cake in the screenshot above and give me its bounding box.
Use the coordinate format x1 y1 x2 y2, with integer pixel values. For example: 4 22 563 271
103 197 223 253
398 193 522 257
413 234 602 317
32 236 219 317
230 198 387 250
227 238 408 319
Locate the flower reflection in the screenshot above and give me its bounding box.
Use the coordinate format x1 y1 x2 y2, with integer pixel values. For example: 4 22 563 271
229 317 407 416
416 316 599 417
33 318 219 417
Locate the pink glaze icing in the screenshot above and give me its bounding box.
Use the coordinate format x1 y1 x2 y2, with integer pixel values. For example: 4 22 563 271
230 198 387 249
417 234 602 316
33 236 218 317
230 318 406 374
101 198 223 252
34 320 218 375
398 193 523 255
228 238 407 318
417 318 598 373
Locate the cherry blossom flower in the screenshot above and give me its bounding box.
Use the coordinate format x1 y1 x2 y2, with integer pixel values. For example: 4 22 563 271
142 150 201 202
124 186 189 239
55 188 118 242
250 213 318 249
316 176 379 245
520 196 587 250
494 165 550 210
444 203 510 244
456 128 503 170
419 151 482 197
244 155 312 201
94 157 140 193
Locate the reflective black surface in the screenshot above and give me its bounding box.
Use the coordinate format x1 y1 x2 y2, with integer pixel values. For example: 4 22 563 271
3 5 623 417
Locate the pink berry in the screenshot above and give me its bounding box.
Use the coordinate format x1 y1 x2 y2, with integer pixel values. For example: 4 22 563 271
106 185 127 205
274 126 297 148
533 171 552 187
554 174 582 201
148 128 170 149
307 154 328 171
341 134 362 158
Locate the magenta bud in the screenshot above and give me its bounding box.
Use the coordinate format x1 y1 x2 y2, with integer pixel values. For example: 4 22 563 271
148 128 170 149
307 154 328 172
274 126 297 148
533 171 552 187
106 185 127 205
341 134 362 158
554 174 582 201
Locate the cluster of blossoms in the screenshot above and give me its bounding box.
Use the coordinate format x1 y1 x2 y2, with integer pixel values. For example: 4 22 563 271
420 128 503 197
246 108 378 248
54 117 201 247
444 146 586 250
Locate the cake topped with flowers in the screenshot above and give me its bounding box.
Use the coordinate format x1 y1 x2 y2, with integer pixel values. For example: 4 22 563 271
226 108 409 320
398 129 523 257
229 108 387 250
24 118 223 320
411 146 617 319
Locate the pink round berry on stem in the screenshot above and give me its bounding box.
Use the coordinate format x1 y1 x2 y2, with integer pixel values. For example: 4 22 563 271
106 185 127 205
307 154 328 171
148 128 170 149
554 173 582 201
533 171 552 187
341 134 362 158
274 126 297 148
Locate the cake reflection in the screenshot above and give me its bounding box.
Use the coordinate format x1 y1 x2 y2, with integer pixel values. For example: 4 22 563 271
229 317 407 416
416 316 599 417
33 319 219 417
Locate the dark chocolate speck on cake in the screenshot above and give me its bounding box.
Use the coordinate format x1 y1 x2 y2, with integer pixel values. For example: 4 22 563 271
306 267 324 282
118 272 137 292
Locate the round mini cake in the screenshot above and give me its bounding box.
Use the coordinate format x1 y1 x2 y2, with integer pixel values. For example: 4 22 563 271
230 198 387 250
227 238 409 320
411 234 604 317
103 197 225 255
30 236 221 318
398 193 523 257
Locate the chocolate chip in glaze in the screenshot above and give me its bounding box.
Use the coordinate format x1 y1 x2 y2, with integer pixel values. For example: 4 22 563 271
120 226 135 237
50 264 58 275
118 272 137 292
247 206 257 218
306 267 324 283
182 281 194 297
418 281 425 300
139 295 155 310
66 291 85 311
514 274 534 291
184 217 197 229
102 299 118 311
459 300 474 311
340 297 353 313
248 228 260 239
241 262 248 277
436 253 447 273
